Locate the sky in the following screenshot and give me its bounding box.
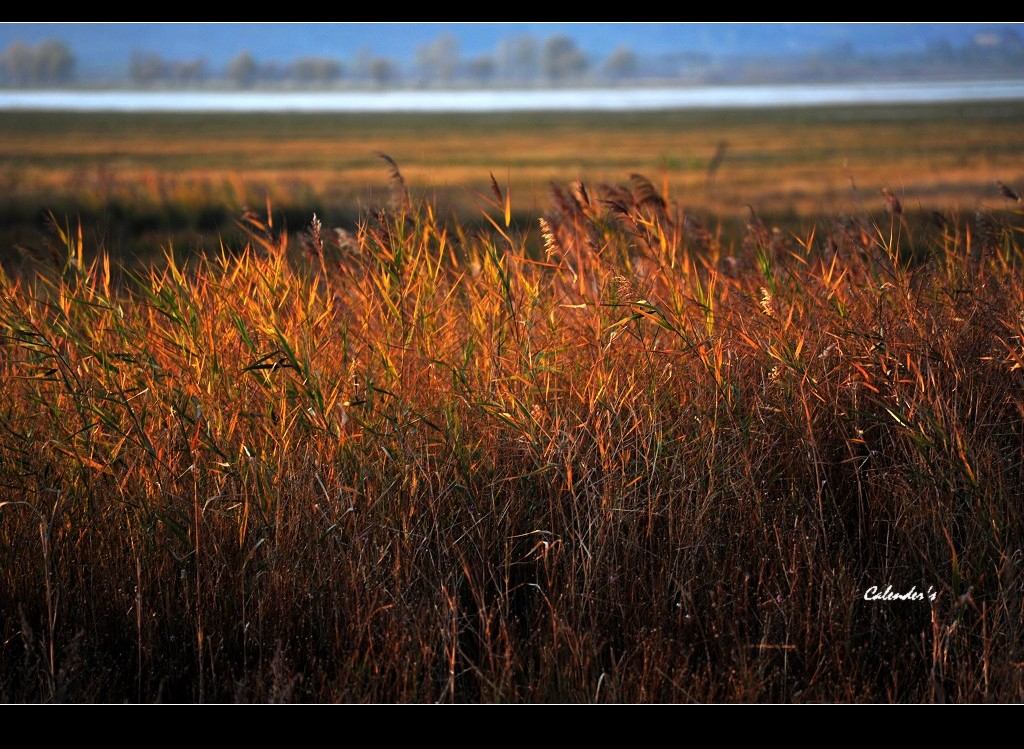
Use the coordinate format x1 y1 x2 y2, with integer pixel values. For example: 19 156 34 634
0 23 1017 75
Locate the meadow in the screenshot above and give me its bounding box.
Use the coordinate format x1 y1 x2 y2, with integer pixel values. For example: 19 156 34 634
1 104 1024 702
2 102 1024 257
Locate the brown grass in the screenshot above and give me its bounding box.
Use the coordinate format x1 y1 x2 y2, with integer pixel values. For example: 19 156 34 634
1 173 1024 702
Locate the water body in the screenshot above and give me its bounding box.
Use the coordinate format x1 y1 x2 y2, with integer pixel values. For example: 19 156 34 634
1 81 1023 112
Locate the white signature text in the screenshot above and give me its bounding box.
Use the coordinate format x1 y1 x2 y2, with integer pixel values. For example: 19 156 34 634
863 584 937 602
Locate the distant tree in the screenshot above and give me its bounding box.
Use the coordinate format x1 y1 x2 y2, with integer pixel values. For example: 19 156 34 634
350 48 401 88
603 46 638 81
351 48 373 83
496 35 538 82
290 57 343 85
130 52 168 85
415 33 459 85
227 51 258 88
1 42 37 86
542 35 588 82
34 40 75 84
171 59 207 86
352 48 371 80
257 61 286 83
467 55 496 85
367 57 397 87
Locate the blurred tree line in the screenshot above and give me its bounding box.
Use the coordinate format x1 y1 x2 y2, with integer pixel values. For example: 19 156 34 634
215 34 609 88
3 29 1024 90
122 33 628 88
0 39 75 86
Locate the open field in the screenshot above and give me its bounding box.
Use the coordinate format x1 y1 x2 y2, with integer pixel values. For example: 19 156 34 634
2 102 1024 258
2 167 1024 700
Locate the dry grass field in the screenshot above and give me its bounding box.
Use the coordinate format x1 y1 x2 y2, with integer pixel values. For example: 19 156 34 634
2 103 1024 702
1 102 1023 254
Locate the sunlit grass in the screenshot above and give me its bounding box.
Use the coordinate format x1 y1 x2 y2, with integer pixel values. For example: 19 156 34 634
2 167 1024 701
